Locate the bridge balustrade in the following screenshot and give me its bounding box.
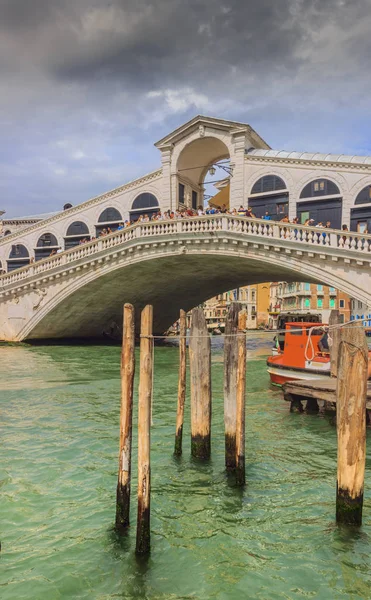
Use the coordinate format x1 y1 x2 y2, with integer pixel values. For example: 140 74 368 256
1 215 371 290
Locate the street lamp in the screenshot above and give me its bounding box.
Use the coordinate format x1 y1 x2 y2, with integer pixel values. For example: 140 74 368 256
209 163 233 177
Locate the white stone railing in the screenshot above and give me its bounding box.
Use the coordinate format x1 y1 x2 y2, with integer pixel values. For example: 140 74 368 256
1 216 370 289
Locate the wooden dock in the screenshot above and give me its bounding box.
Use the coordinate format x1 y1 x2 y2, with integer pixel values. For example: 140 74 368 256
282 377 371 414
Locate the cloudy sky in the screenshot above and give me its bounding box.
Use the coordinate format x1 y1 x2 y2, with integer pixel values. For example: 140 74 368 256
1 0 371 217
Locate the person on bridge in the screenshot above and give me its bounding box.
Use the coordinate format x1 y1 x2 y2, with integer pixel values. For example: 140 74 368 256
262 211 271 220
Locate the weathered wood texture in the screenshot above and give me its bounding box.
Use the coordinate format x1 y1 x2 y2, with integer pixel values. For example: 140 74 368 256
223 302 242 470
336 322 368 525
235 310 247 486
116 304 135 531
329 310 341 378
189 307 211 459
136 305 153 554
283 378 371 408
174 309 187 456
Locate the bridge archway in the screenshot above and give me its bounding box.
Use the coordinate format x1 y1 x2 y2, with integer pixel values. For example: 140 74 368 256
248 175 289 220
35 233 60 261
298 178 343 228
351 185 371 233
7 243 30 272
96 207 123 235
64 221 91 250
176 136 230 210
130 193 159 222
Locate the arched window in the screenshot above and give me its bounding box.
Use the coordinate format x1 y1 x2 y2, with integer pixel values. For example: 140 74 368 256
35 233 60 261
251 175 286 195
298 179 342 229
65 221 90 250
132 193 159 210
96 207 123 235
66 221 89 236
36 233 59 247
355 186 371 205
351 185 371 233
4 230 11 236
9 244 29 259
248 175 288 221
98 207 122 223
130 193 159 222
300 179 340 198
7 244 30 272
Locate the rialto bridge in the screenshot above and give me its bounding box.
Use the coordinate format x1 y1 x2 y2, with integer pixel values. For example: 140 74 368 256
1 115 371 341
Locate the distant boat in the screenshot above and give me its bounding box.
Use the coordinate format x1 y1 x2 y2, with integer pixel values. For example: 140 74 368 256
267 322 331 386
267 321 371 385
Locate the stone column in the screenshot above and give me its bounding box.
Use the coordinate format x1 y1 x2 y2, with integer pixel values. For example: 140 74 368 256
229 132 247 210
159 145 173 213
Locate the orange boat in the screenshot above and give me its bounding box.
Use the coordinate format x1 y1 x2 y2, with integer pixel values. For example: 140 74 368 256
267 322 331 386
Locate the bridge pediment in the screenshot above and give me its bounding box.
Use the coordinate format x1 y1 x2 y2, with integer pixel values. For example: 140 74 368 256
154 115 270 151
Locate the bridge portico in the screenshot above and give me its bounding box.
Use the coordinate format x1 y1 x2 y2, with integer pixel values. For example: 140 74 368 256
1 215 371 342
155 116 270 212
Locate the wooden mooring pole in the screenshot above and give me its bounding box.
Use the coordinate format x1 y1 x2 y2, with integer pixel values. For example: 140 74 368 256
189 307 211 459
174 309 187 456
336 322 368 526
329 309 341 378
116 303 135 531
235 310 247 486
224 302 242 470
136 305 153 554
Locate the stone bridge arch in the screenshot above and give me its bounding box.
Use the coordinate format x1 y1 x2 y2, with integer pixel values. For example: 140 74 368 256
4 230 368 341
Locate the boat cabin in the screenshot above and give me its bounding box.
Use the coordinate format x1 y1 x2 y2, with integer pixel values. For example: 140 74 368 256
277 322 328 369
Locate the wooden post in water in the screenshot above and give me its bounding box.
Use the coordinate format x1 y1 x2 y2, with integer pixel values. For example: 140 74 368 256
224 302 242 470
235 309 247 486
136 305 153 554
329 309 341 378
189 307 211 459
116 304 135 531
336 322 368 526
174 309 187 456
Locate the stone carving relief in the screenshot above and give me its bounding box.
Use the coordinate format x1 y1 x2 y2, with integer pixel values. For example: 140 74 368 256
32 287 47 310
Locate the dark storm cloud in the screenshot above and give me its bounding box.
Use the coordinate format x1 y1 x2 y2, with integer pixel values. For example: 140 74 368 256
0 0 366 86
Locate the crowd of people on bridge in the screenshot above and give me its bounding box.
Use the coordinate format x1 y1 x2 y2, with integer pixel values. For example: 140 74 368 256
38 202 361 259
50 206 355 259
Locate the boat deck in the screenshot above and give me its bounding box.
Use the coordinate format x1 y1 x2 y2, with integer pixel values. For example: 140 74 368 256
282 377 371 411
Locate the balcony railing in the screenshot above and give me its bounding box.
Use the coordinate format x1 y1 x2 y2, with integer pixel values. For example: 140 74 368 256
0 214 371 290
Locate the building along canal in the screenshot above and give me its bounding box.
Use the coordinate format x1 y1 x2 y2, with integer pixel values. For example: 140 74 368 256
0 334 370 599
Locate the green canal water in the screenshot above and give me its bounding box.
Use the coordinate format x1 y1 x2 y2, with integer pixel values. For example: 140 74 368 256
0 336 370 599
